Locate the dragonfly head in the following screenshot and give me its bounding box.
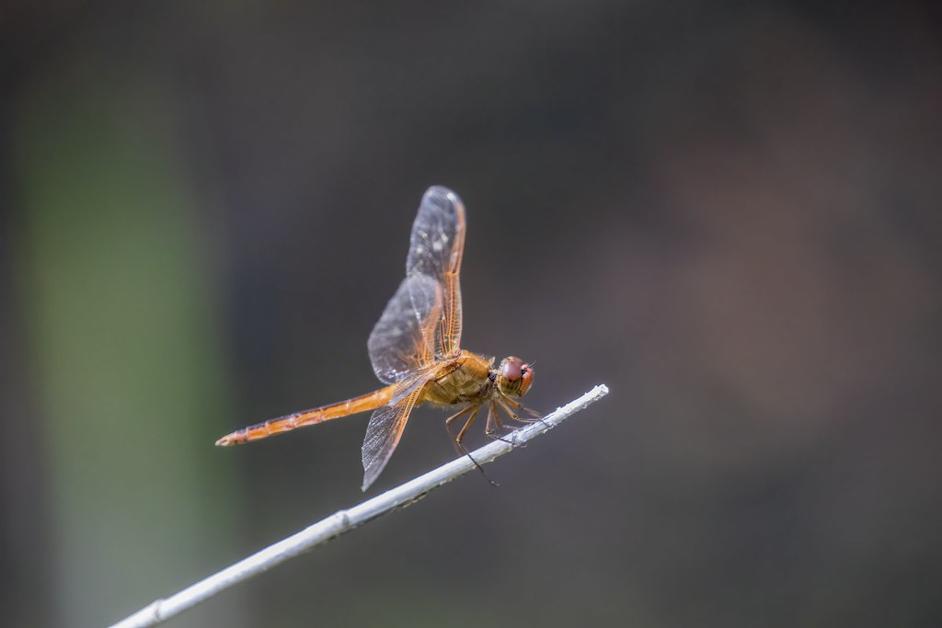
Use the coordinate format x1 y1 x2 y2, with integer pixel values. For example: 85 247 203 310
496 356 534 397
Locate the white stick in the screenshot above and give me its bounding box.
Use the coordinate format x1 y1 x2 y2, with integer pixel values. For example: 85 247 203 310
110 384 609 628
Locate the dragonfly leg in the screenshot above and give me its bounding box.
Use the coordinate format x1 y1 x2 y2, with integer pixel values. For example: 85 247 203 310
497 397 548 432
444 404 478 456
444 405 474 433
455 406 480 446
519 404 544 419
484 402 498 434
498 396 545 424
484 401 516 446
447 406 499 488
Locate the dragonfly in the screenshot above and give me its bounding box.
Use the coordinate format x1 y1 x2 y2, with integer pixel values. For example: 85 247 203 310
216 186 536 491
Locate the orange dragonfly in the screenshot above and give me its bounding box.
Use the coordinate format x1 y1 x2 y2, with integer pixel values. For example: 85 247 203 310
216 186 536 491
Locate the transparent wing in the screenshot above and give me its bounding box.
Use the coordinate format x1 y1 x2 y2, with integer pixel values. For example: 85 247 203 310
360 375 427 491
368 273 442 384
406 186 466 358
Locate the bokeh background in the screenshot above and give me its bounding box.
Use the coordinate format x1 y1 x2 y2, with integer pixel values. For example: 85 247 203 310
3 2 941 627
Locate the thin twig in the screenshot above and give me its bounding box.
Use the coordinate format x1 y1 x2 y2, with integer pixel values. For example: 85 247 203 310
110 384 609 628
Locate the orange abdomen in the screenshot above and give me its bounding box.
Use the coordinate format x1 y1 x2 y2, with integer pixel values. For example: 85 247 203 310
216 384 396 446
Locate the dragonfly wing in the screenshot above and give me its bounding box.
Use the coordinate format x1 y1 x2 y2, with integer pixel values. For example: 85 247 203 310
360 375 427 491
368 273 442 384
406 186 466 358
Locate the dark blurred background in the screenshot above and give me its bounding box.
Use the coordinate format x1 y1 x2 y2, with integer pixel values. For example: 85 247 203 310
3 2 941 627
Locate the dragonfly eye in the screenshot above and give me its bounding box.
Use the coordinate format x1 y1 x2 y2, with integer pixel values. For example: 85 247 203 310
498 356 533 396
500 356 524 382
519 363 534 395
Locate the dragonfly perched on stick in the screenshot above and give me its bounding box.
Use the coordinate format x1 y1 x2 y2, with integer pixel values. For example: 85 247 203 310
216 186 537 490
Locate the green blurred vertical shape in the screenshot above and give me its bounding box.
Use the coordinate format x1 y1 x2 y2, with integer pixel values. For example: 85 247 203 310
16 77 240 626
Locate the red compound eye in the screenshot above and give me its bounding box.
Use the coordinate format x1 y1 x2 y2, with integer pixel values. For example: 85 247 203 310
501 356 524 381
519 364 533 395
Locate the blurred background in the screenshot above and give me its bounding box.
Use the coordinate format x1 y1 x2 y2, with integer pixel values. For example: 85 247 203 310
2 1 941 627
